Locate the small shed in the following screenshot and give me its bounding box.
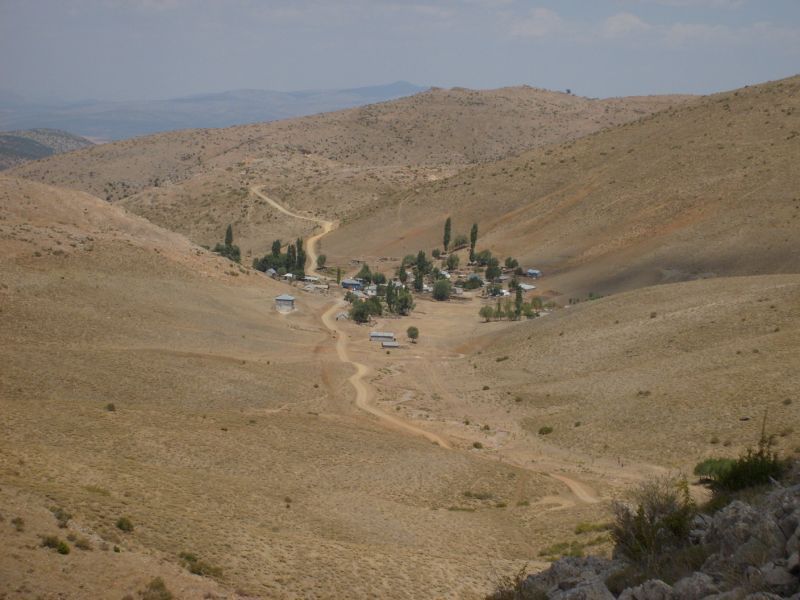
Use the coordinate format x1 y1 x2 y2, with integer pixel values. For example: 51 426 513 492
369 331 396 342
518 283 537 292
265 268 277 278
527 269 542 279
341 278 363 291
275 294 295 312
381 341 400 349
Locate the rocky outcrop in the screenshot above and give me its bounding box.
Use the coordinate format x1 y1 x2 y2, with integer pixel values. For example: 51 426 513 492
512 482 800 599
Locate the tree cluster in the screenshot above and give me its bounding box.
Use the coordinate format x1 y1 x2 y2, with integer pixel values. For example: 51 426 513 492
213 224 241 263
253 238 306 277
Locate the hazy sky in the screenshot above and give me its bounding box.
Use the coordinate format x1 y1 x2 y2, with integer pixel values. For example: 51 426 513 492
2 0 799 101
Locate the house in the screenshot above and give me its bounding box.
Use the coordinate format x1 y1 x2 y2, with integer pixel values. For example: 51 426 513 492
303 275 320 283
265 268 277 278
282 273 294 281
364 284 378 297
369 331 396 342
275 294 295 312
341 278 363 291
335 312 349 321
518 283 537 292
526 269 542 279
381 341 400 349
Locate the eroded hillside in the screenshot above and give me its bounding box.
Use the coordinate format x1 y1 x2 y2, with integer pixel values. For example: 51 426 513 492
8 87 690 259
325 76 800 299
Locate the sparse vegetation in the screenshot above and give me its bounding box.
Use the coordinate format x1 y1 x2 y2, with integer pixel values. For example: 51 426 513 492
213 224 241 263
179 551 223 578
116 516 134 532
538 426 553 435
41 535 70 554
139 577 173 600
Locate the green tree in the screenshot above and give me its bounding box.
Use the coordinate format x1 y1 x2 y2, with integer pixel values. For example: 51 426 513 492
514 286 523 320
413 269 424 292
479 305 494 322
356 263 372 284
485 258 501 281
443 217 452 252
504 256 519 269
350 300 372 323
316 254 327 269
469 223 478 262
432 279 452 301
286 245 296 271
271 239 281 257
397 289 415 315
225 224 233 247
432 248 441 259
446 253 460 271
372 272 387 285
385 281 397 312
416 250 429 275
407 326 419 342
295 238 306 273
397 265 408 284
336 267 342 284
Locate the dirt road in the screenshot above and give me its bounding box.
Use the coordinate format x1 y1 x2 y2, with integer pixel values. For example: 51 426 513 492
251 186 334 274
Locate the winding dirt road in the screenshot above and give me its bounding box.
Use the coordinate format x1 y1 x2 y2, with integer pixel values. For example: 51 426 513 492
258 186 600 501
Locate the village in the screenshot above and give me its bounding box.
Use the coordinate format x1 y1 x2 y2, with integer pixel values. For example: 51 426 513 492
240 216 549 350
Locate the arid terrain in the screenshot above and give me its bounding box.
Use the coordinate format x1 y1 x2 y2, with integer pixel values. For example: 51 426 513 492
2 77 799 599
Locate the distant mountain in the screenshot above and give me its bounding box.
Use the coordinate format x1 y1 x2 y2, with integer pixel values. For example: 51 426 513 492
0 128 94 170
0 82 428 141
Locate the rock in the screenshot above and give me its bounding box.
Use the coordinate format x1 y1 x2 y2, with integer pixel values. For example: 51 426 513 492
706 501 787 567
760 561 798 595
672 572 720 600
744 594 785 600
617 579 673 600
550 581 615 600
788 550 799 575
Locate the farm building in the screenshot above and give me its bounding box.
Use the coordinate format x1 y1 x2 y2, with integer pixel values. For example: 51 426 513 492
265 268 277 278
518 283 536 292
369 331 396 342
275 294 296 312
381 341 400 349
341 278 363 291
527 269 542 278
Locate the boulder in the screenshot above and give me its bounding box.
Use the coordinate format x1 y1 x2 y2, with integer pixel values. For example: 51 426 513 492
760 561 798 595
706 501 787 567
617 579 673 600
672 572 720 600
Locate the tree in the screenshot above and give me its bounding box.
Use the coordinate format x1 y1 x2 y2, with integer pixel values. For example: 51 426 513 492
316 254 327 269
336 267 342 284
416 250 429 275
432 248 441 259
350 300 372 323
432 279 452 301
515 286 523 320
505 256 519 269
479 305 494 322
407 326 419 343
286 245 296 271
446 253 460 271
396 288 415 315
372 272 387 285
271 239 282 257
485 258 501 281
397 265 408 284
443 217 452 252
295 238 306 273
413 269 424 292
385 281 397 312
493 300 505 320
356 263 372 284
225 224 233 247
469 223 478 262
213 225 240 263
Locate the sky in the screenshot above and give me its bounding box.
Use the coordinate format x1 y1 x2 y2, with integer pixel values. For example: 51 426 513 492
1 0 799 102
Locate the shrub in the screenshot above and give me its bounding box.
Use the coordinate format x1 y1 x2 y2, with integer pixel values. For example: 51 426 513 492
75 537 92 550
140 577 173 600
611 476 695 571
41 535 70 554
693 457 736 481
473 442 483 449
538 426 553 435
714 437 785 492
51 506 71 528
116 516 134 532
105 402 116 412
11 516 24 532
496 356 509 362
179 552 223 578
486 564 545 600
432 279 452 301
407 326 419 342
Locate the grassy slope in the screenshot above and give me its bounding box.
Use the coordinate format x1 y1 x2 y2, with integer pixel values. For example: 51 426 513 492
8 87 690 258
0 176 568 599
325 75 800 298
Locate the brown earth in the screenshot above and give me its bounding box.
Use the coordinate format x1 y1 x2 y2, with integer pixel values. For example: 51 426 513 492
8 87 691 260
323 75 800 300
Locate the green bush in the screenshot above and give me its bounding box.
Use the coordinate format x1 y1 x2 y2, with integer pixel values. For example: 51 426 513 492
179 551 223 578
432 279 452 301
116 516 134 532
693 457 736 481
538 426 553 435
715 437 785 492
611 476 696 572
41 535 70 554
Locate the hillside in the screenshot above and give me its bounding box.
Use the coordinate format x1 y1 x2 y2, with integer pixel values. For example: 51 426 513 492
0 176 588 599
0 82 427 140
8 87 690 258
324 75 800 299
0 128 93 170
